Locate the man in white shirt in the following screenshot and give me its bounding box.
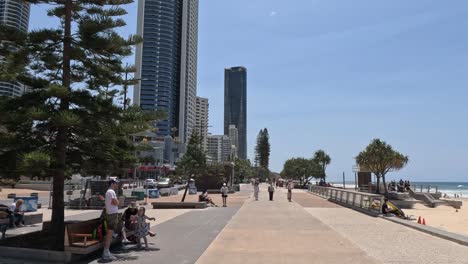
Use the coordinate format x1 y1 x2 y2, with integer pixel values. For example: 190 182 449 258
220 183 229 207
8 199 24 228
103 179 119 260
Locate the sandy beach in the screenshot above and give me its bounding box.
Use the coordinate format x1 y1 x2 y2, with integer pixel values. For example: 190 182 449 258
403 199 468 236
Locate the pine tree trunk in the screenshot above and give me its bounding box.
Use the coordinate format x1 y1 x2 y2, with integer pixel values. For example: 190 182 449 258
376 176 381 194
49 0 72 251
382 174 388 195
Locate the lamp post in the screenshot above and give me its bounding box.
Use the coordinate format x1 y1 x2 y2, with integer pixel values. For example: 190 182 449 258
122 63 148 110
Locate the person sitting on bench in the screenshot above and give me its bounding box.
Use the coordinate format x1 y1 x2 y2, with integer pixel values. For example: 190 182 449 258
8 199 25 228
199 191 217 207
122 202 155 243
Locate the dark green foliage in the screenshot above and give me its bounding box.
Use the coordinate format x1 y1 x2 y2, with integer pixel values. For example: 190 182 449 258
312 150 331 182
0 0 160 250
234 159 254 183
177 131 207 177
254 128 271 179
281 157 322 185
356 139 409 194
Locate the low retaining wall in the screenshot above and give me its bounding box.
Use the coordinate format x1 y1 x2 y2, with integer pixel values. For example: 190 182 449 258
309 185 384 215
152 202 207 209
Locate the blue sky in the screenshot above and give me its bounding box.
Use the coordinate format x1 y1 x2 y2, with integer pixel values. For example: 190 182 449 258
30 1 468 182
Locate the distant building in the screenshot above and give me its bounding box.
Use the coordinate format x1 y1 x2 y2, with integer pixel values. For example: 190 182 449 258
0 0 31 98
134 0 199 145
130 131 165 165
206 135 231 163
224 66 247 159
195 96 209 149
228 125 238 157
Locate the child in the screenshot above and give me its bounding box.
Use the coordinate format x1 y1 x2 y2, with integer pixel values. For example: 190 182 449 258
135 207 155 249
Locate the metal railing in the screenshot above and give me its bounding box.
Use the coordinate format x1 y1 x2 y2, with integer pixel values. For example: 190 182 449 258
309 185 384 214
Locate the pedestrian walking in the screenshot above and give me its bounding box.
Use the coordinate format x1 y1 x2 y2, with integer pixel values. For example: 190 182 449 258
221 183 229 207
287 179 294 202
102 179 119 260
268 182 275 201
253 179 260 201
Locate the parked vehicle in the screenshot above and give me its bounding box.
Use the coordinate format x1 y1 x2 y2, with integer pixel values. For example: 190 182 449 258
157 178 172 188
144 179 157 189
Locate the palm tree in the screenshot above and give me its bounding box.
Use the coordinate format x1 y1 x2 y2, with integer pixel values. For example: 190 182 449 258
313 150 331 183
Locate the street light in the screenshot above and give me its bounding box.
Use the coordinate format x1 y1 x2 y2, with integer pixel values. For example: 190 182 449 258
122 63 149 110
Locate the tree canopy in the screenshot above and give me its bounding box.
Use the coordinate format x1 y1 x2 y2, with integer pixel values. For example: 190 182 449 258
0 0 163 250
280 157 322 185
254 128 271 179
312 150 331 182
356 139 409 194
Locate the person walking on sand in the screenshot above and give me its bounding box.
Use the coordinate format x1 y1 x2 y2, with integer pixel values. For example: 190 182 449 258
287 179 294 202
268 182 275 201
253 179 260 201
221 183 229 207
103 179 119 261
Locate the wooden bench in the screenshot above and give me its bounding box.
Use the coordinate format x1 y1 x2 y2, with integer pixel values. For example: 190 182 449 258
63 215 122 255
152 202 207 209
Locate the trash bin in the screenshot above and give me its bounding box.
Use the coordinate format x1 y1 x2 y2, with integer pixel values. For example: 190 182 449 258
131 191 145 201
169 187 179 195
15 196 38 212
148 189 160 198
188 187 197 195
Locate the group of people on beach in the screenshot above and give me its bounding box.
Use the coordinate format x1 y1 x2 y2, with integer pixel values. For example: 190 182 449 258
252 178 295 202
388 179 411 193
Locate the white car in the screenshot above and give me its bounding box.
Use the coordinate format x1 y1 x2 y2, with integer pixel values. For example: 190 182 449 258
157 178 172 188
144 179 157 189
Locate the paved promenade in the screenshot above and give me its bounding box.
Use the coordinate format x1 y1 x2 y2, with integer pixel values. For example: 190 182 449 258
3 184 468 264
196 186 377 264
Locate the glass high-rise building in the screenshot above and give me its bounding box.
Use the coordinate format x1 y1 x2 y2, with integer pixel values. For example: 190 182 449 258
224 66 247 160
0 0 30 98
134 0 198 145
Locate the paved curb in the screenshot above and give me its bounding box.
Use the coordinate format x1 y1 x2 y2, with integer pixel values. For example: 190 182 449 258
381 216 468 247
0 245 71 263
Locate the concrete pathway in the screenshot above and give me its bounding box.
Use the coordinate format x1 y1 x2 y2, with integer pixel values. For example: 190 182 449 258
195 185 378 264
302 191 468 264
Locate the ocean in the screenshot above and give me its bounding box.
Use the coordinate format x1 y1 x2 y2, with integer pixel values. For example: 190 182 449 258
329 181 468 196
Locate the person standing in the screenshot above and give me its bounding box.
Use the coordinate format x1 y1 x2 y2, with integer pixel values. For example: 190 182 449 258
253 179 260 201
268 182 275 201
287 179 294 202
220 183 229 207
103 179 119 261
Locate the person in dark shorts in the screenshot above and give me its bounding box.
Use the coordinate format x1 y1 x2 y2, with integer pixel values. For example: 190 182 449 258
103 179 119 261
268 182 275 201
220 183 229 207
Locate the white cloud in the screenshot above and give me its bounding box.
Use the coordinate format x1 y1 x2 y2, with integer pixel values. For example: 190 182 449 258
269 11 278 17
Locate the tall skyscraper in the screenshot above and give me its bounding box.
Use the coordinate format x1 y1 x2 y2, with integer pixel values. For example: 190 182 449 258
0 0 30 98
224 66 247 160
195 96 208 149
134 0 199 145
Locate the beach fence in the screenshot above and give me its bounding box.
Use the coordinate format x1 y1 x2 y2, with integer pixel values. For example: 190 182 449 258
412 185 439 194
309 185 384 215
